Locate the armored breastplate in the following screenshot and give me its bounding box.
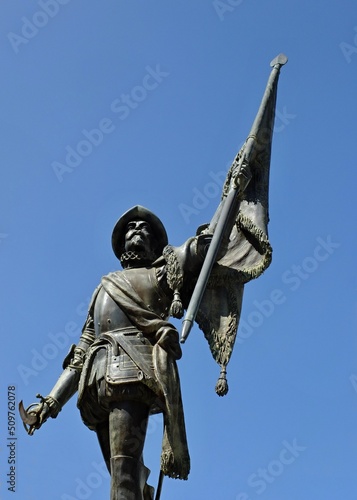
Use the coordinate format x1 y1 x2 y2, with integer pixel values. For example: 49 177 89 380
94 266 171 337
94 287 132 336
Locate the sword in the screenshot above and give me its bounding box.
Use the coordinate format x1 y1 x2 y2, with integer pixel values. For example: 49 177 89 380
18 394 47 436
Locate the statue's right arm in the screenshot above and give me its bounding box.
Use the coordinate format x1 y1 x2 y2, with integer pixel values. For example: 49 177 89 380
22 312 96 434
48 313 96 412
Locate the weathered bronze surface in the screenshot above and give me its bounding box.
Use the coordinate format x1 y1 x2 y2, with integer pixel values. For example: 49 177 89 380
20 55 287 499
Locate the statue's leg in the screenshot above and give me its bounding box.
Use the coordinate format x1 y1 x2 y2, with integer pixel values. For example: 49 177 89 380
109 400 153 500
96 421 111 473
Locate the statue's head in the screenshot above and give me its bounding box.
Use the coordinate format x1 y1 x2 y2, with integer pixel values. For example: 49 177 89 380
112 206 168 267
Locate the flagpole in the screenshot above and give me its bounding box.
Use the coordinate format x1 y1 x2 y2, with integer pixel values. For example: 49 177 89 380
180 54 287 343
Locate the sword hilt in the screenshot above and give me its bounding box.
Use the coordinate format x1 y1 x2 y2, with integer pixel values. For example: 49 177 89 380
18 394 47 436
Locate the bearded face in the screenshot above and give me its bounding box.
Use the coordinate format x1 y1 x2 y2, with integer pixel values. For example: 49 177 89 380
124 220 156 259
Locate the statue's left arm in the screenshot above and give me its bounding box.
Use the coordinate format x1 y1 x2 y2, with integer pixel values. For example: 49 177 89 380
162 233 213 319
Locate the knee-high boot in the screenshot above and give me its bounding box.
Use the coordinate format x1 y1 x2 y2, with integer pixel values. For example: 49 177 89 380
110 455 154 500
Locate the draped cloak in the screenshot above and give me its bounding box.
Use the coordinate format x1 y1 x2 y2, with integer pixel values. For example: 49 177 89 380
102 269 190 480
77 259 192 480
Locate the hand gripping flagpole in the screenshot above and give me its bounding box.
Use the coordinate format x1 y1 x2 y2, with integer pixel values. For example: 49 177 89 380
180 54 288 343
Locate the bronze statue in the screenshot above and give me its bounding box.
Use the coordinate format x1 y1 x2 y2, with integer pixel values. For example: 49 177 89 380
19 54 287 499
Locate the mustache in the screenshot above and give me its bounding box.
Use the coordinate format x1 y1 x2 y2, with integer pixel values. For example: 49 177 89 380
128 232 146 239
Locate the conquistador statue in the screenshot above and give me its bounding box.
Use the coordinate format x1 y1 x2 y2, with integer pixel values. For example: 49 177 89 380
21 205 212 499
20 54 287 500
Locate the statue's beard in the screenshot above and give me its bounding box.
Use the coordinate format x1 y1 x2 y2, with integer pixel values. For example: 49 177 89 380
121 234 157 268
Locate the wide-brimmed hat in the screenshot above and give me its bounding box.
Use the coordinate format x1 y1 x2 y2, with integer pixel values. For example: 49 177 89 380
112 205 168 260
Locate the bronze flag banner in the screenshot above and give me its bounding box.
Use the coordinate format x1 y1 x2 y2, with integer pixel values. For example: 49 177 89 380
183 54 288 396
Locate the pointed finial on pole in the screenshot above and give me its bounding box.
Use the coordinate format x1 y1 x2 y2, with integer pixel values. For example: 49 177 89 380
270 53 288 68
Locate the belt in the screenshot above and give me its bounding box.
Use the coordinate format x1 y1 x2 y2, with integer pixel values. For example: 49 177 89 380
97 328 155 381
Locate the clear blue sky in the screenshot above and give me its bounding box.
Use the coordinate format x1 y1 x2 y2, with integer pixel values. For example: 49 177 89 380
1 1 357 499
